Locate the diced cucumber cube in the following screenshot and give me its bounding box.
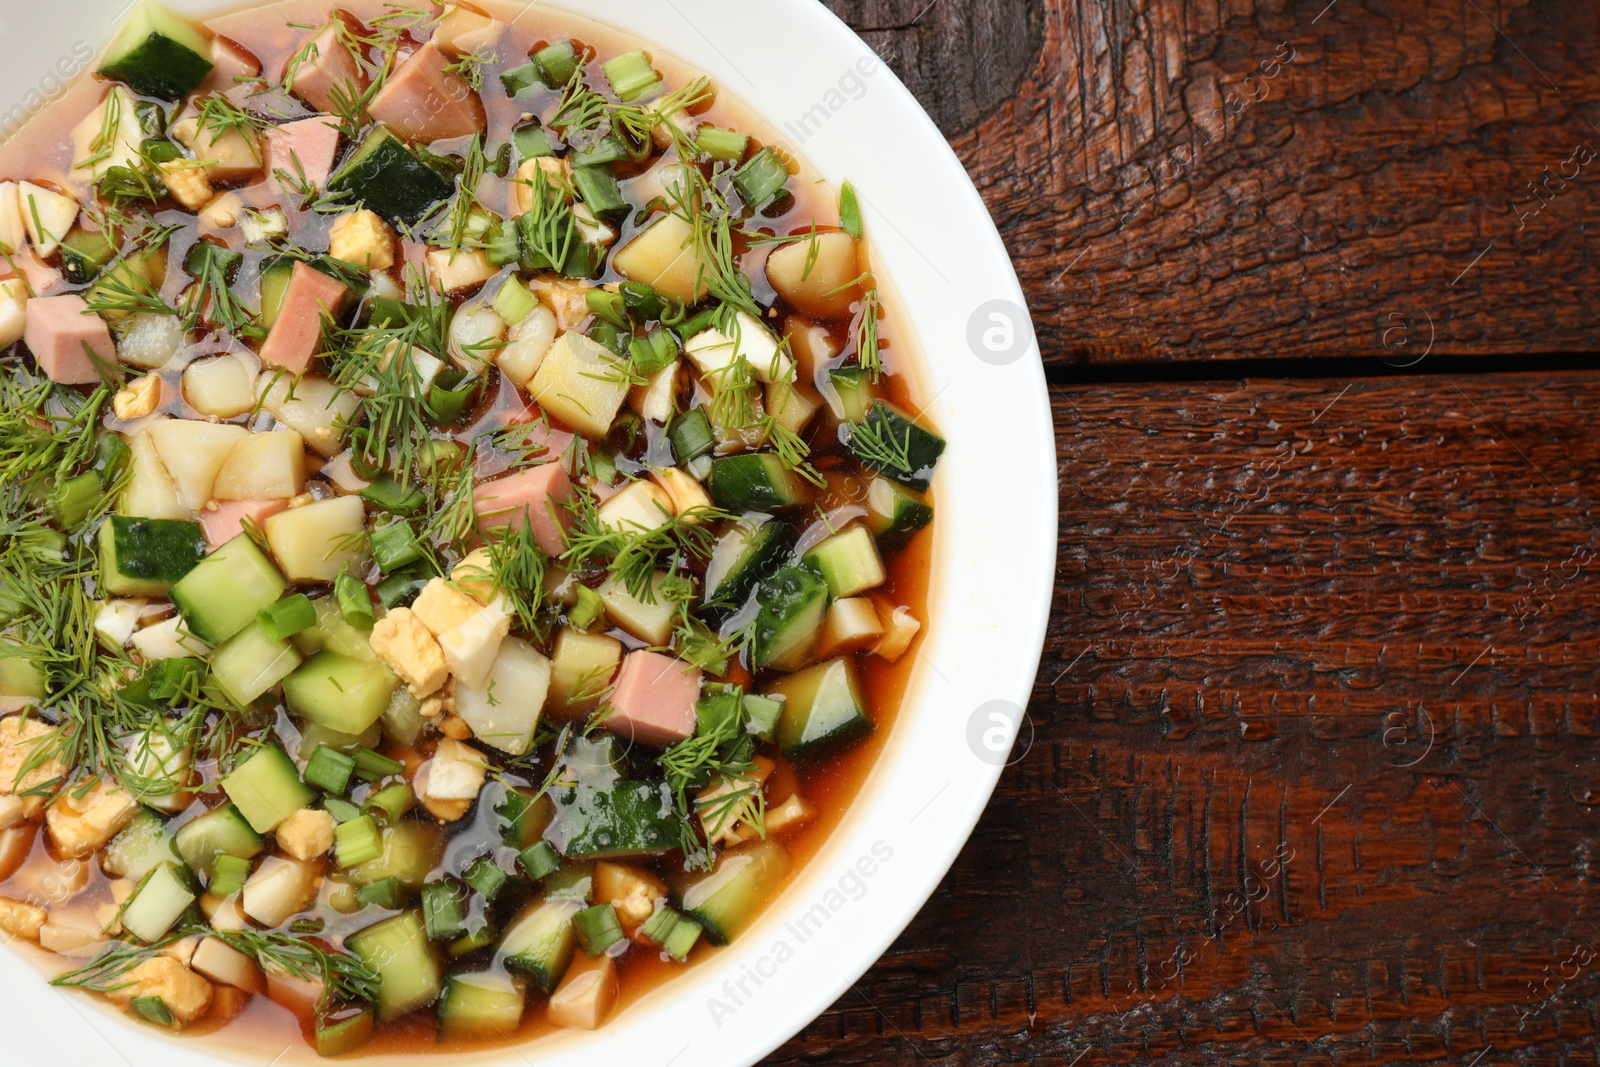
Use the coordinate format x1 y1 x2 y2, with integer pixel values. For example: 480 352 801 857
209 621 303 707
103 809 178 882
496 897 580 993
98 1 215 100
768 657 871 759
677 839 791 945
346 911 443 1022
283 651 400 736
803 525 885 599
847 401 946 492
120 861 196 943
707 453 812 512
171 534 288 646
100 516 206 597
173 802 264 879
220 745 314 834
751 564 830 671
438 970 526 1039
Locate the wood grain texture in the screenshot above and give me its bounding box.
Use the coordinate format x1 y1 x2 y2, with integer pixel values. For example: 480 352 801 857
821 0 1046 138
919 0 1600 365
767 373 1600 1063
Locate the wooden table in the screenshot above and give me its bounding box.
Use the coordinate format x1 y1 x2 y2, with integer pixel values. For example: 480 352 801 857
777 1 1600 1063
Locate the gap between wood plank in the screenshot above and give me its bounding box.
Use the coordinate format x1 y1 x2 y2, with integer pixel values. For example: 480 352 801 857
1042 352 1600 387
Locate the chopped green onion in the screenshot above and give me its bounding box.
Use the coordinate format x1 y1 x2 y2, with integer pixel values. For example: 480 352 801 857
322 796 362 823
572 165 627 218
352 747 403 783
629 328 678 377
500 61 542 98
450 922 498 958
360 476 425 515
512 117 555 162
131 996 175 1026
561 241 605 281
839 180 863 239
733 147 791 212
586 320 630 359
94 433 132 482
586 289 630 331
639 903 680 947
571 134 630 168
257 593 317 641
50 472 102 528
667 408 715 464
208 853 251 898
534 40 583 88
743 694 784 741
493 277 538 326
335 572 376 631
518 841 561 880
334 815 383 867
602 50 661 102
426 373 482 426
462 855 510 903
355 877 404 910
568 584 605 632
696 126 749 163
375 570 426 609
364 782 414 822
370 520 425 573
574 902 624 956
305 745 358 795
661 915 702 961
421 880 468 941
484 220 522 266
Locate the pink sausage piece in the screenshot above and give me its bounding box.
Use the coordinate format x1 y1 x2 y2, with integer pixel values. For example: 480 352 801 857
472 462 575 557
266 118 342 196
258 262 347 374
288 19 368 115
606 651 703 749
202 500 290 551
24 295 115 385
367 43 485 143
200 35 261 97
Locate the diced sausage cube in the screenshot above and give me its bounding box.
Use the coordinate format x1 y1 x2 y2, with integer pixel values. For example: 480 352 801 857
266 117 342 197
288 18 368 114
200 499 290 550
472 462 575 557
24 295 115 385
258 262 347 374
606 651 702 748
368 42 485 143
200 35 262 97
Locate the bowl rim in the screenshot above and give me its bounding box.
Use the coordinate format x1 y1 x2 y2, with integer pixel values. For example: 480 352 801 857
0 1 1057 1064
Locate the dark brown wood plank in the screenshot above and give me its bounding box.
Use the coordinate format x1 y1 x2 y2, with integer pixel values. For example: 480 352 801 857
768 371 1600 1063
839 0 1600 365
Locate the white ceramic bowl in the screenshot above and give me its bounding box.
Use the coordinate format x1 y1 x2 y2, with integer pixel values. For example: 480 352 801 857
0 2 1056 1064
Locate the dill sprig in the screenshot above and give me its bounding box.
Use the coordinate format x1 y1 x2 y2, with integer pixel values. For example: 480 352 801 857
854 286 883 382
195 94 273 141
483 518 550 638
848 410 915 478
181 249 261 341
53 927 379 1008
658 685 763 869
327 291 451 487
560 489 730 602
437 133 491 258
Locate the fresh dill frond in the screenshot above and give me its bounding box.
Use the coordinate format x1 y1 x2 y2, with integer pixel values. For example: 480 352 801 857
848 409 915 477
561 490 730 602
854 286 883 382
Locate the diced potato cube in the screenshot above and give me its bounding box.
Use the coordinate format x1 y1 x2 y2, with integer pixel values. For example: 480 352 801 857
264 496 366 582
527 332 631 439
613 213 706 304
258 373 359 457
149 419 249 511
183 354 257 418
213 430 307 500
